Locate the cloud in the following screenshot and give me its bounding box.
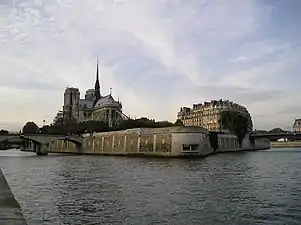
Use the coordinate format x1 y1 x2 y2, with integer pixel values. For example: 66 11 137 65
0 0 300 131
230 41 293 63
188 85 284 105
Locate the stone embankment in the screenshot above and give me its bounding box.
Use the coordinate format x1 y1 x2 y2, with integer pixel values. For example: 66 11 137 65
43 126 270 157
271 141 301 148
0 169 27 225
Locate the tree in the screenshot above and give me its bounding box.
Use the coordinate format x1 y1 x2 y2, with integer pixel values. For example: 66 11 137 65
39 125 56 134
0 129 9 135
77 121 109 134
209 132 218 151
22 122 39 134
36 116 179 135
268 128 285 134
174 119 184 126
219 110 250 146
118 117 177 130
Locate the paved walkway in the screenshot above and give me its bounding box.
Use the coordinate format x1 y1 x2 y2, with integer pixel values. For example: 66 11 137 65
0 169 27 225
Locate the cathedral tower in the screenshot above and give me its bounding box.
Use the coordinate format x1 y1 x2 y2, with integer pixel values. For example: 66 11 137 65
63 87 80 121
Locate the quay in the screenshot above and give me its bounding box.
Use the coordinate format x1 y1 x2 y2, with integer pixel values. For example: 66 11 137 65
0 169 27 225
271 141 301 148
1 126 270 157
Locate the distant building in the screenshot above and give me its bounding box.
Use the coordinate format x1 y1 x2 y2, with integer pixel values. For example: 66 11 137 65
61 60 129 128
293 119 301 133
177 99 253 132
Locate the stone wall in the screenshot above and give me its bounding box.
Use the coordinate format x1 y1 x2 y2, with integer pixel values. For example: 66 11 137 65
46 127 270 157
48 139 78 153
82 129 174 156
48 126 211 157
254 138 270 150
216 134 240 152
241 134 270 150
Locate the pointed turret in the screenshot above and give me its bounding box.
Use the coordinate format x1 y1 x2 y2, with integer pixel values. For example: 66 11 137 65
93 59 101 106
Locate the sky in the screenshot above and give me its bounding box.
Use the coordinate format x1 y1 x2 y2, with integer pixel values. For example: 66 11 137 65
0 0 300 131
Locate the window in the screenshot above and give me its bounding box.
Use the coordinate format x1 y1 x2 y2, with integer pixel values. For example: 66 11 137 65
182 144 199 152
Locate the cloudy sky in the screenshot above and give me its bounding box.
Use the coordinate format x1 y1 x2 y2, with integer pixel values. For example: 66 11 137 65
0 0 300 131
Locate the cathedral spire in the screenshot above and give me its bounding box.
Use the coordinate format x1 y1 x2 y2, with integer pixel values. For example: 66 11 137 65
93 58 101 106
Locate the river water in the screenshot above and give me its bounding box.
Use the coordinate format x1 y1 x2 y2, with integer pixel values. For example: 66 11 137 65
1 148 301 225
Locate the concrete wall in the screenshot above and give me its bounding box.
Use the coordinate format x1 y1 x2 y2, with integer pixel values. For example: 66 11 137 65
254 138 270 150
49 127 213 157
47 127 270 157
271 141 301 148
241 134 270 150
171 132 211 156
216 134 240 153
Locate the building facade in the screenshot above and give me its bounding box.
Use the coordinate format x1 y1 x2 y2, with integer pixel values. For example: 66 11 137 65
177 100 253 132
61 61 128 127
293 119 301 133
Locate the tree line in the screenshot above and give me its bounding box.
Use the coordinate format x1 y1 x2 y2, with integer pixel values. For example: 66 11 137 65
0 129 9 135
20 117 185 135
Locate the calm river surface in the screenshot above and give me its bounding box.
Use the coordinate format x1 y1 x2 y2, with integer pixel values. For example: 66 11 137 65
1 148 301 225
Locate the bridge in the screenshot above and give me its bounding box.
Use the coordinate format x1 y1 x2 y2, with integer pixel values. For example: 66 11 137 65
250 132 301 141
0 134 83 155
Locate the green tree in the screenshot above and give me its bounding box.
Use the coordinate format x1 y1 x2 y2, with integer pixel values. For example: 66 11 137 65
267 128 285 133
0 129 9 135
174 119 184 126
118 119 138 130
209 132 218 151
219 110 250 146
22 122 39 134
77 121 109 134
39 125 61 134
118 117 176 130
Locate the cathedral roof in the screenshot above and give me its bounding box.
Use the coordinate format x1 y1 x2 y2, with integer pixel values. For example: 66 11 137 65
79 99 93 109
85 88 95 93
94 95 121 109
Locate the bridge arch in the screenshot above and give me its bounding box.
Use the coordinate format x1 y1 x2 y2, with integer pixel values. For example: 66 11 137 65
19 137 46 152
47 137 82 153
19 135 82 145
0 138 24 149
55 137 82 145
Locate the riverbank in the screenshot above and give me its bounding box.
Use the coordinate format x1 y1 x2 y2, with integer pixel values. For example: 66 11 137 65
22 127 270 157
0 169 27 225
271 141 301 148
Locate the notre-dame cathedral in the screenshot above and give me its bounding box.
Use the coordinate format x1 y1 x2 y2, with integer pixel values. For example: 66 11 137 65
62 61 128 127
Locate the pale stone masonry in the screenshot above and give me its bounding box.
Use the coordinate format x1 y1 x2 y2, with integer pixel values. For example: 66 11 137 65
177 99 253 132
47 126 269 157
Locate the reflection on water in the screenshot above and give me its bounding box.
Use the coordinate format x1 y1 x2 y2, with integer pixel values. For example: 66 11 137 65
1 148 301 225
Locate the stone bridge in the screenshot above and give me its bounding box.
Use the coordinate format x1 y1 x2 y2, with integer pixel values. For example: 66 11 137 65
0 134 83 155
249 132 301 141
